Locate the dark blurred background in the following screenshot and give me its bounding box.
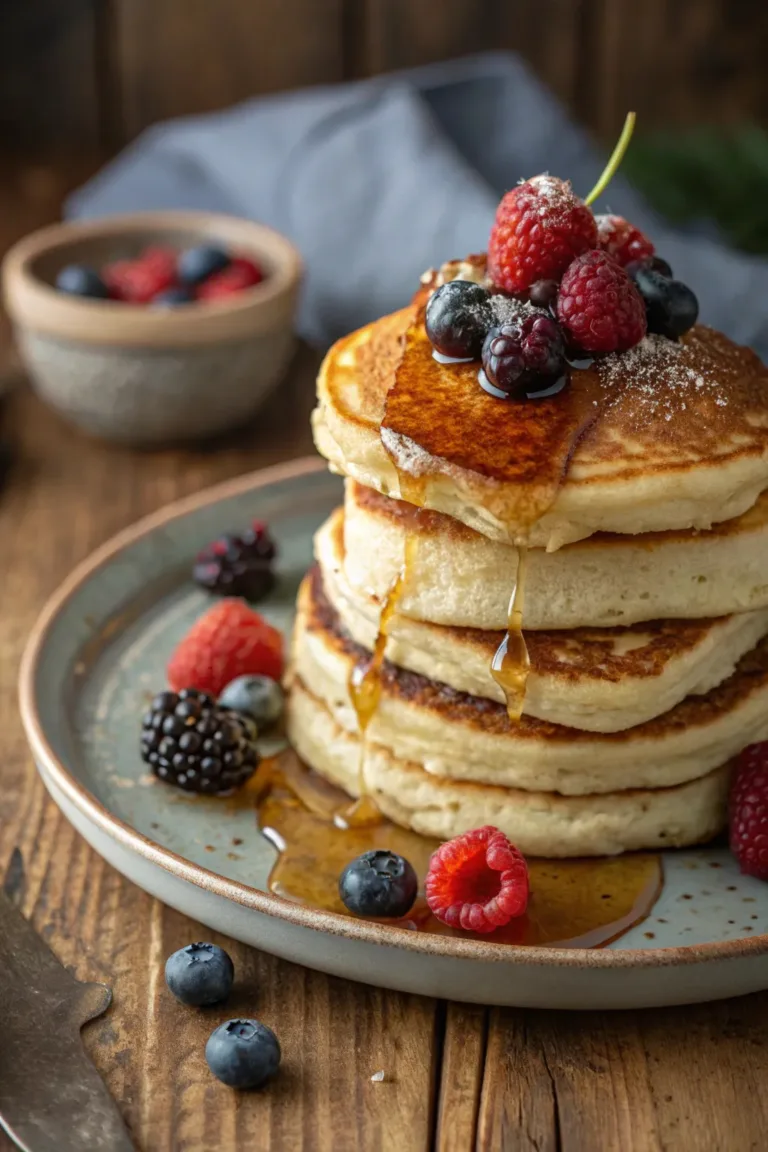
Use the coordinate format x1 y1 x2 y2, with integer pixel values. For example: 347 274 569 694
1 0 766 149
3 0 768 258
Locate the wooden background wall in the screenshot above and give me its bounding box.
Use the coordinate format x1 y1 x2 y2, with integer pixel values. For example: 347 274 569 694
2 0 767 154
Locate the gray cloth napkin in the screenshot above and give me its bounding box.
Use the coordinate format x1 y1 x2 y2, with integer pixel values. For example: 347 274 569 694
68 52 768 357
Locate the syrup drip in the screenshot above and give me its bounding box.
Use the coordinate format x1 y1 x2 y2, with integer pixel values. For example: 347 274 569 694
253 751 663 949
492 544 530 722
340 530 419 829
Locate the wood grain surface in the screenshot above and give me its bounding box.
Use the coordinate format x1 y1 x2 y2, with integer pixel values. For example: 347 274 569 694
3 161 768 1152
4 0 768 149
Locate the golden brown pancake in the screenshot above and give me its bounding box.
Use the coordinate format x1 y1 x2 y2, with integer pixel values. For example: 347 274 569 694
291 568 768 797
343 479 768 629
313 301 768 547
316 508 768 730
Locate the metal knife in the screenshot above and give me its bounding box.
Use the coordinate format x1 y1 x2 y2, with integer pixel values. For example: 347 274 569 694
0 886 135 1152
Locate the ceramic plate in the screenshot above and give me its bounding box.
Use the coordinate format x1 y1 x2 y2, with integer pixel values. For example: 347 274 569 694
19 458 768 1009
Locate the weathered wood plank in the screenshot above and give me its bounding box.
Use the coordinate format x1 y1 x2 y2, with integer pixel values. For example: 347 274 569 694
108 0 346 142
0 0 100 149
435 1003 487 1151
477 998 768 1151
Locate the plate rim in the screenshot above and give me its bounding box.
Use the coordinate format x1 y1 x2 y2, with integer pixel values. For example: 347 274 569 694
18 455 768 971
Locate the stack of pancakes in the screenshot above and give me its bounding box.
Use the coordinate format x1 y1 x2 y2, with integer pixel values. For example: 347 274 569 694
287 286 768 857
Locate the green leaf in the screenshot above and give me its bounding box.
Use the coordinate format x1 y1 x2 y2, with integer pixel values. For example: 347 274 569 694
622 125 768 256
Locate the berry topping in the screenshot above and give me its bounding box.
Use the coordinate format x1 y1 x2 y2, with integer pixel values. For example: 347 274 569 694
632 267 699 339
105 257 176 304
205 1019 281 1090
193 520 277 602
481 315 565 399
165 942 234 1006
595 214 655 267
425 825 529 933
527 279 559 308
55 265 110 300
730 743 768 879
197 257 264 301
425 280 493 359
178 244 231 286
338 850 418 918
151 286 195 307
167 600 283 697
626 254 673 281
556 250 647 353
141 688 259 794
488 175 598 294
219 674 284 728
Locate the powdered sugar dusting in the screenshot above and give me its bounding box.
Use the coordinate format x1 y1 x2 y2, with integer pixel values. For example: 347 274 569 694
526 174 578 226
598 334 731 423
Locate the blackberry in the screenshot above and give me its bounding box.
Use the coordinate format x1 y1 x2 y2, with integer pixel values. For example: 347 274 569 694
193 520 276 601
140 688 259 794
481 315 565 399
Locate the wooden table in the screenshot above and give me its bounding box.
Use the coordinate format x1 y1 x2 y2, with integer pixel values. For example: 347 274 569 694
2 163 768 1152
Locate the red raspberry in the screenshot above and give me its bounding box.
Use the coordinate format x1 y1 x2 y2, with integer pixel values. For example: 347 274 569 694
196 257 263 301
104 258 176 304
488 175 598 294
730 743 768 879
596 214 655 267
425 825 529 933
556 249 647 353
167 599 283 696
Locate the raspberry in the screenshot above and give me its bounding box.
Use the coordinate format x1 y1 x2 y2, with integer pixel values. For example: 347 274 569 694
596 214 655 267
425 825 529 933
730 743 768 879
197 257 263 301
167 600 283 697
105 257 176 304
488 175 598 294
556 250 647 353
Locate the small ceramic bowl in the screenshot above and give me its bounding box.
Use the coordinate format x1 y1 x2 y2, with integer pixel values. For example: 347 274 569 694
1 211 302 445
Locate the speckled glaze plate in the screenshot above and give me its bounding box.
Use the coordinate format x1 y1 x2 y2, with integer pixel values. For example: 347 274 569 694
19 458 768 1009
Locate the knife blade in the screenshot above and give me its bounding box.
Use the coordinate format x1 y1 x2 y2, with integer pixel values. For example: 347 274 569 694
0 887 135 1152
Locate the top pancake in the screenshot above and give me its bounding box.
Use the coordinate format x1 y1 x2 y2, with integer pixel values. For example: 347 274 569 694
313 301 768 548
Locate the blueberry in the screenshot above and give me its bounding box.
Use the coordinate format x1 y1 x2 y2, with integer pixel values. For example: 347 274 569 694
55 264 110 299
165 942 234 1006
339 850 418 918
425 280 493 359
151 286 195 307
219 675 283 727
177 245 230 286
627 255 673 280
481 315 565 399
205 1019 281 1089
633 268 699 339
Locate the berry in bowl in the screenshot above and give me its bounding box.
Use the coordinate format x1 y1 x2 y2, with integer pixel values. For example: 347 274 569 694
1 211 302 445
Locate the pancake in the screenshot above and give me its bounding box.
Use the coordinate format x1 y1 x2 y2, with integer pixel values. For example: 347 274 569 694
292 569 768 795
286 678 729 857
312 303 768 548
316 511 768 731
344 479 768 630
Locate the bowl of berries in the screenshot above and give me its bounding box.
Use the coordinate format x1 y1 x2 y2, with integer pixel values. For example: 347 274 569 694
1 211 302 445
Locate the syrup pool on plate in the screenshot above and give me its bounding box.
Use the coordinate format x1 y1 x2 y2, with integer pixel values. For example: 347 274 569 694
249 750 663 948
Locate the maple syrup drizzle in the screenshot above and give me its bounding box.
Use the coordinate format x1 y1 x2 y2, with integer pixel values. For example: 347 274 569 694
340 525 420 830
252 751 663 949
491 544 530 721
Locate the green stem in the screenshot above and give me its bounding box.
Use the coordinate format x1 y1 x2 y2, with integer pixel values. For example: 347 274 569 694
584 112 636 206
